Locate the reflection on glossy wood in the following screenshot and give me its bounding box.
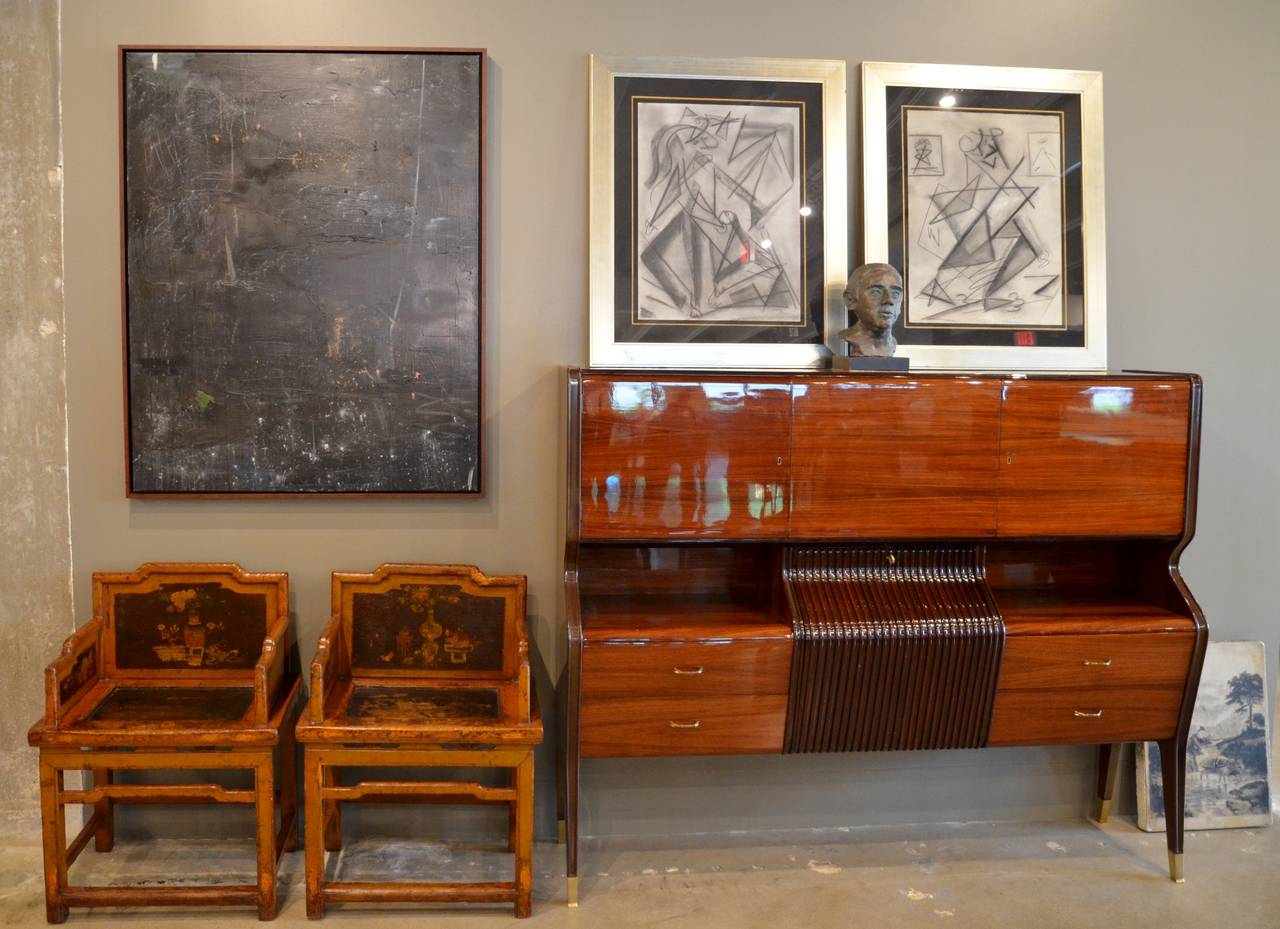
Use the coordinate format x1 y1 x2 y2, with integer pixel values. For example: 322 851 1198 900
790 378 1002 537
578 545 784 614
580 377 791 539
580 694 786 757
997 380 1190 537
581 593 786 637
998 590 1197 635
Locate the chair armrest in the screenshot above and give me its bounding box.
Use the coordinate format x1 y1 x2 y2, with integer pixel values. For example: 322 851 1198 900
44 619 103 727
253 615 290 725
309 613 343 724
529 673 542 725
517 637 533 724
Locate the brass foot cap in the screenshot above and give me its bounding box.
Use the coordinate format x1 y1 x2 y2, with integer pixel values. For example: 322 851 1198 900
1169 851 1185 883
557 819 566 844
1092 798 1111 824
567 876 579 907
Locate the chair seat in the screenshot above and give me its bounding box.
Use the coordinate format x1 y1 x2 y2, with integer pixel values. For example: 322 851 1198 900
297 680 542 745
28 679 300 749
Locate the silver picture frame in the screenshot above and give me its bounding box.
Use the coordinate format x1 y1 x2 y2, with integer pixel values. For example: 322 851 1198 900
589 55 847 369
862 61 1106 371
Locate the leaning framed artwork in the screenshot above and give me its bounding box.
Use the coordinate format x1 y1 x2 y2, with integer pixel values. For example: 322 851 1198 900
589 55 847 369
862 62 1105 370
120 47 485 496
1137 641 1272 831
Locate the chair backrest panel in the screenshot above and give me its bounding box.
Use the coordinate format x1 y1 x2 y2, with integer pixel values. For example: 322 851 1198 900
95 564 287 679
335 565 525 681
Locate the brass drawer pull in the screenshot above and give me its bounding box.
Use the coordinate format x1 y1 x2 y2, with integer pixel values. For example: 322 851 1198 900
668 720 701 729
672 666 705 675
1082 659 1113 667
1073 709 1104 718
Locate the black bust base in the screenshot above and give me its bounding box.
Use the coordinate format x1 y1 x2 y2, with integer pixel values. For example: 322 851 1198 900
831 355 910 371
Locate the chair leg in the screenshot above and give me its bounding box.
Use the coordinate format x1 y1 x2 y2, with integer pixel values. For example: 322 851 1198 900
38 758 68 924
91 768 115 852
304 750 325 920
254 756 277 920
507 767 518 853
280 712 299 853
508 800 518 854
514 754 534 918
322 766 341 853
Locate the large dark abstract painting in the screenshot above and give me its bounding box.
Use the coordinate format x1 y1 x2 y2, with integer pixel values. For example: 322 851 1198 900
121 49 484 494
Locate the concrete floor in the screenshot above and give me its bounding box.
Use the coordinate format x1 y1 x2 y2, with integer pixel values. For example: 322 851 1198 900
0 817 1275 928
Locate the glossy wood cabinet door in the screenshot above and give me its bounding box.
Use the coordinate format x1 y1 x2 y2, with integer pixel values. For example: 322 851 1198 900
790 377 1002 537
579 377 791 539
996 379 1190 537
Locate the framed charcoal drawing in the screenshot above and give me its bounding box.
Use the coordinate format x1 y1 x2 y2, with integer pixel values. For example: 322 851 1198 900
120 47 485 496
588 55 847 368
862 62 1105 370
1137 641 1273 831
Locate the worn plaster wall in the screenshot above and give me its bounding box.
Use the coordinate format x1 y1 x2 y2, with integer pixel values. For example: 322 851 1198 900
0 0 72 828
49 0 1280 842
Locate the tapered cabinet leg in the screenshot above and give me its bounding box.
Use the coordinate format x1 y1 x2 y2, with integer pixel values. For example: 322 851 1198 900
1093 743 1123 823
39 759 68 924
254 757 277 920
321 765 341 853
563 646 581 907
304 750 326 919
1158 737 1187 882
514 754 534 918
91 768 115 852
555 671 567 845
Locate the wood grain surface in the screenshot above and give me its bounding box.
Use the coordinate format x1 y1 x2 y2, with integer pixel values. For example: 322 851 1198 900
997 633 1195 688
997 379 1190 537
987 685 1183 745
582 638 792 699
789 377 1002 537
580 694 786 757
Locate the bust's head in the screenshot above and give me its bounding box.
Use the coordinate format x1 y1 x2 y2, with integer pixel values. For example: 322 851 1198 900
843 263 904 334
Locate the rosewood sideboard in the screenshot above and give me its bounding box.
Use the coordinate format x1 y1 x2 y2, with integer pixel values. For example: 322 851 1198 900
557 369 1206 903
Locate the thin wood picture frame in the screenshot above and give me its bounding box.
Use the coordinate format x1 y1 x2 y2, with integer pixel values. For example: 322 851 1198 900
119 46 486 496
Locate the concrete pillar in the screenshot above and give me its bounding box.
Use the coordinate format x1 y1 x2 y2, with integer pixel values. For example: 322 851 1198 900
0 0 73 828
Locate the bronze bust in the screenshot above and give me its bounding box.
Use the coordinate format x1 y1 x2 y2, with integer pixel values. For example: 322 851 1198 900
838 263 904 358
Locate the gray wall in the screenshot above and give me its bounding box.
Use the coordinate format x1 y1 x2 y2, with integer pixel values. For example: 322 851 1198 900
47 0 1280 840
1 0 73 829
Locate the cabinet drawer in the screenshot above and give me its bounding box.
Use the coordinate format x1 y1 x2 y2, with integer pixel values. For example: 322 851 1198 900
987 685 1183 746
580 694 786 757
582 639 791 699
998 633 1194 690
